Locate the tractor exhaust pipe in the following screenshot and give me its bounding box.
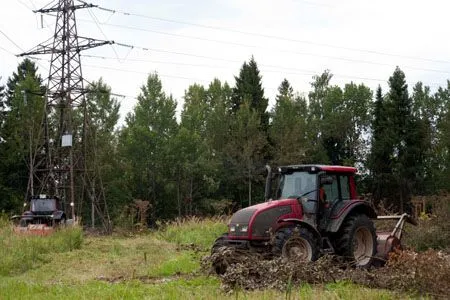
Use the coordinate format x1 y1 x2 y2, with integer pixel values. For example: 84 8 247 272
264 165 272 202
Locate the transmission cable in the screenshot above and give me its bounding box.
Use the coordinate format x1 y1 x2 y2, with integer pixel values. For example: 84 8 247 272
85 2 450 64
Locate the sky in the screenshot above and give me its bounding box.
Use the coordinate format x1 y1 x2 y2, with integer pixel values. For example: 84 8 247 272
1 0 450 123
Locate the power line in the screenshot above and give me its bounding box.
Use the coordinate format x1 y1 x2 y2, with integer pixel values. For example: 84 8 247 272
81 54 385 82
86 8 121 61
89 3 450 65
83 63 209 83
74 18 450 74
0 28 25 52
0 45 17 56
0 30 50 75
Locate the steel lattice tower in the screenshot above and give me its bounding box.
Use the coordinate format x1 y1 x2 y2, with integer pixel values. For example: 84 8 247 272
19 0 112 226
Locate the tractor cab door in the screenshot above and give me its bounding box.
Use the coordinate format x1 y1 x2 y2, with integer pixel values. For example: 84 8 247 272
318 173 353 230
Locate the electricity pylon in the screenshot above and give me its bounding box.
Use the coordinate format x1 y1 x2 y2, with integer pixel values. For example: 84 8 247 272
19 0 113 229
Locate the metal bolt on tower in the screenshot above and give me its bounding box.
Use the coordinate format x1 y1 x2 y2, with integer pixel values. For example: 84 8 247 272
19 0 113 225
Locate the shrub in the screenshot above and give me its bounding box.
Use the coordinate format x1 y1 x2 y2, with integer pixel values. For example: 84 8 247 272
404 193 450 252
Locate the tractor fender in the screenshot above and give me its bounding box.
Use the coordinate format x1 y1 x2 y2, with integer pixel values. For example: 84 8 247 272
277 218 321 241
52 210 65 220
326 201 377 233
21 211 34 221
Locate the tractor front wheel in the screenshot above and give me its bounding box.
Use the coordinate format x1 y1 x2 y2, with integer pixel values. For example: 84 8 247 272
211 233 229 274
273 227 318 261
335 214 376 268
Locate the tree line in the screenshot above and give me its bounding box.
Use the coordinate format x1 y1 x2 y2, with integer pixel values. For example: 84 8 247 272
1 57 449 224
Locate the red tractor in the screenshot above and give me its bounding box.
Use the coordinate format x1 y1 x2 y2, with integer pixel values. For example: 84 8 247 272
212 164 415 270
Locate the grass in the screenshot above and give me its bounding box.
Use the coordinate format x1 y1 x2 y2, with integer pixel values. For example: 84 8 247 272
157 216 228 249
0 216 410 299
0 217 83 276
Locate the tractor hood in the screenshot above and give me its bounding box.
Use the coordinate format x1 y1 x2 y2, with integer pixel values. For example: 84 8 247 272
229 199 300 238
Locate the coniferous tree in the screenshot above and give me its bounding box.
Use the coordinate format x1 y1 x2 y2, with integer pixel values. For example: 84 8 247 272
232 56 269 130
369 86 393 205
385 67 426 212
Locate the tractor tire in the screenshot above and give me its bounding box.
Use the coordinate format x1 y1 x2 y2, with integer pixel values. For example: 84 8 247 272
335 214 377 268
19 219 28 227
211 233 228 254
273 227 318 262
211 233 229 275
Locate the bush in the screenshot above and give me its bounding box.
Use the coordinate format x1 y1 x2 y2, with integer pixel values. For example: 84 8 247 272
404 194 450 252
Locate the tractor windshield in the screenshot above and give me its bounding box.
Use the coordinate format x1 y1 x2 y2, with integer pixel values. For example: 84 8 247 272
31 199 56 212
278 171 317 200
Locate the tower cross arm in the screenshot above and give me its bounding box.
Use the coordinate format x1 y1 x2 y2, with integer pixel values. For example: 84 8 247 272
33 2 97 14
17 40 57 56
77 37 114 51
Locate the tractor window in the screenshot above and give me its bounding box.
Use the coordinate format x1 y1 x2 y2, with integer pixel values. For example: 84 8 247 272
340 175 351 200
322 175 339 203
31 199 56 212
278 172 317 199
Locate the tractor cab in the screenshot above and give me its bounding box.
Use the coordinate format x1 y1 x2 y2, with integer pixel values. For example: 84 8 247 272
268 165 358 230
29 196 59 214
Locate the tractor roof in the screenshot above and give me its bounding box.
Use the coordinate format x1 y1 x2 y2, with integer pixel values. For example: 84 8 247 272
30 195 59 200
280 164 357 173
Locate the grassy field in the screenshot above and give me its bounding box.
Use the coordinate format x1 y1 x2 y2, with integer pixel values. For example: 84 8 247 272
0 217 409 300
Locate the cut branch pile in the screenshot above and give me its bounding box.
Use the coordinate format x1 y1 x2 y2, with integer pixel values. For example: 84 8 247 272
203 247 450 298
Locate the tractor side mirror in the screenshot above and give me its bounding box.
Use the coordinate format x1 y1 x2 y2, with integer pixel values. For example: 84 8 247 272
320 176 334 185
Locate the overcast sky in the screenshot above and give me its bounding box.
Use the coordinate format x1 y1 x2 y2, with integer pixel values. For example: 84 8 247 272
1 0 449 123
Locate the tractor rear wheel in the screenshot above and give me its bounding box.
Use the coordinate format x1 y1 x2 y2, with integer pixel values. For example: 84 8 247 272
273 227 318 261
335 214 376 268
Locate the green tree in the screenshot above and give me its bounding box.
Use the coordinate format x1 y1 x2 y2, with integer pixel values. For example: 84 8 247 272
270 79 309 165
411 82 440 194
341 82 372 165
306 72 372 166
435 81 450 190
369 86 394 205
232 56 269 130
0 60 45 212
205 79 233 156
0 78 5 111
384 67 427 212
306 71 332 163
225 100 267 207
172 83 219 216
82 79 122 225
203 79 235 205
119 73 178 222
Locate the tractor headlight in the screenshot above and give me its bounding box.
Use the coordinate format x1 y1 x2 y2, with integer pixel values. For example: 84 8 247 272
240 225 248 233
230 225 236 232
